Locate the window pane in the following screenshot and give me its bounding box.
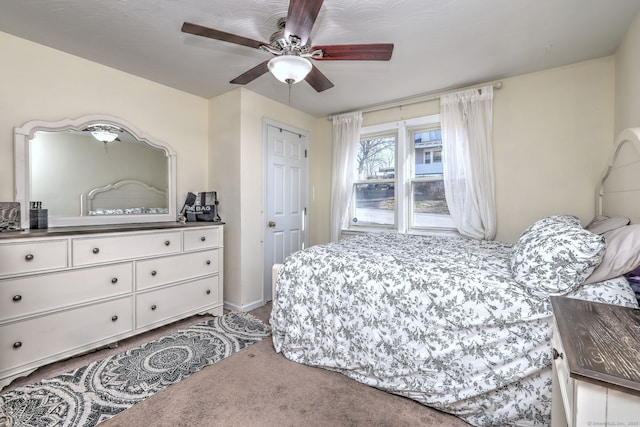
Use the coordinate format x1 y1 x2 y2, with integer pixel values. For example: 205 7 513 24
412 180 450 227
433 149 442 163
355 135 396 181
413 129 442 177
353 183 395 226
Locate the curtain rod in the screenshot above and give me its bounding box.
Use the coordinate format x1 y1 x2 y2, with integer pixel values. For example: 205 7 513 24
330 81 503 118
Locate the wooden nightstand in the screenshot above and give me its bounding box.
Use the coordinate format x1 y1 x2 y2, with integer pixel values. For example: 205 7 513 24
550 296 640 427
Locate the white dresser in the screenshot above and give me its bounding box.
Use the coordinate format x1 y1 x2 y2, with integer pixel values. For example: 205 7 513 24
550 296 640 427
0 223 223 389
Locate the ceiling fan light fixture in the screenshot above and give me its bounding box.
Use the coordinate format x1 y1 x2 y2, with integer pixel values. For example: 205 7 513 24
91 130 119 143
84 123 122 143
268 55 312 84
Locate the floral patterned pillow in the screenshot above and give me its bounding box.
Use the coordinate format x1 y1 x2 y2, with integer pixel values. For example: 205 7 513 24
510 215 606 299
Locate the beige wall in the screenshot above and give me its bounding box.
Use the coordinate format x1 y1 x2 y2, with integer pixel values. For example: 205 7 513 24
494 58 615 242
0 31 209 211
359 57 615 243
209 88 332 310
208 90 243 307
615 11 640 134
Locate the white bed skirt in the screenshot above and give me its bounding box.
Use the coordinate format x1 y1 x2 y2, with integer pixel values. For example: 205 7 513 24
272 263 283 301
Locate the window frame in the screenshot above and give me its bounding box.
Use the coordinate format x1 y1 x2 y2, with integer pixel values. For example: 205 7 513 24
349 130 398 230
347 114 457 235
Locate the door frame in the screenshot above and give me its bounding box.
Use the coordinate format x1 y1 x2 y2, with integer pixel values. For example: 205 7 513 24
262 118 309 304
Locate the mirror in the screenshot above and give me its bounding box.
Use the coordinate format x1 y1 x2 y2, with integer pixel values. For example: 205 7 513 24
15 115 177 228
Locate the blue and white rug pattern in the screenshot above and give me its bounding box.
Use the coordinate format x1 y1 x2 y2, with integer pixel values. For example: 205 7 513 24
0 312 271 427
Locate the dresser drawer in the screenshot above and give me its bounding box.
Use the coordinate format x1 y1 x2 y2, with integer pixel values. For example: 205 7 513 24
183 227 222 251
0 240 68 277
136 249 219 290
72 230 181 266
0 297 133 375
552 321 574 426
136 276 220 329
0 263 133 321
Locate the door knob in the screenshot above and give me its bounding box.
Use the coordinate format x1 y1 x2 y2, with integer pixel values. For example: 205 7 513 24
268 221 276 228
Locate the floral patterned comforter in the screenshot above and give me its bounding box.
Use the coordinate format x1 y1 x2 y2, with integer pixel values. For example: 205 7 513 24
270 233 638 426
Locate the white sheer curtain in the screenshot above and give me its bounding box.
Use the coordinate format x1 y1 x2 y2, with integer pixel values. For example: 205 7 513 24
330 111 362 242
440 86 496 240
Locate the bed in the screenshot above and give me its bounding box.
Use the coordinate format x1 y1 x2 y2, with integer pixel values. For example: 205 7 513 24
270 128 640 426
80 179 169 216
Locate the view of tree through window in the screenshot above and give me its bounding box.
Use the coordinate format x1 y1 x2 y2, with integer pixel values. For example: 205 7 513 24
352 135 396 226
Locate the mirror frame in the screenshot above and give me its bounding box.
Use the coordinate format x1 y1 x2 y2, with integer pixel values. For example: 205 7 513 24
15 114 177 228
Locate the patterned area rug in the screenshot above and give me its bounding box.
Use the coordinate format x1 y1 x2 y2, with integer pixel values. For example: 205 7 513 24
0 312 271 427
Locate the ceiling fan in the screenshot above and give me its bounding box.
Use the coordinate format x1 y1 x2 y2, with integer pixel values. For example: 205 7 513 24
181 0 394 92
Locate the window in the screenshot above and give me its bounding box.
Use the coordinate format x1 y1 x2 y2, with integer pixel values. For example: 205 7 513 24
352 134 396 227
349 115 454 233
433 149 442 163
423 151 431 164
410 128 451 229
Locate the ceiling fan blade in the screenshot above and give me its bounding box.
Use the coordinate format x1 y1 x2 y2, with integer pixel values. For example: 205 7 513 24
182 22 265 50
285 0 324 46
305 65 334 92
312 43 394 61
230 60 270 85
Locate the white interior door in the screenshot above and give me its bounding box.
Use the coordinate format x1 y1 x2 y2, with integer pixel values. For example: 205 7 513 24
264 122 308 302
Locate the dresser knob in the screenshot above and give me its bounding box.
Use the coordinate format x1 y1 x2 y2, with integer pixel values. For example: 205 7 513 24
111 315 118 322
200 236 206 242
206 289 211 295
552 348 564 360
12 295 22 302
111 277 118 284
13 341 22 349
92 247 100 254
151 304 157 311
206 260 211 265
164 240 170 246
24 253 34 261
151 270 157 276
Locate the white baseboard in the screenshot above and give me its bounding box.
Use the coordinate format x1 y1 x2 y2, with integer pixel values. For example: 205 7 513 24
223 299 265 313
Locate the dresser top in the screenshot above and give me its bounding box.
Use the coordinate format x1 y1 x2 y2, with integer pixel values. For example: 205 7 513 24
0 221 224 240
551 296 640 396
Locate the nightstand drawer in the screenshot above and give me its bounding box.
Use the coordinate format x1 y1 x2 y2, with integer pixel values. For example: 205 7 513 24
551 322 573 426
0 240 68 277
136 249 219 290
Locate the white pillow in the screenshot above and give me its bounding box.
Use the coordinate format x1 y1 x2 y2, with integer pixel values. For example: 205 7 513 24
584 215 630 234
511 215 605 298
584 224 640 284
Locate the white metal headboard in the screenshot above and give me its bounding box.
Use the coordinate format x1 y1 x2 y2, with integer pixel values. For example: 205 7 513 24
80 179 166 215
598 127 640 225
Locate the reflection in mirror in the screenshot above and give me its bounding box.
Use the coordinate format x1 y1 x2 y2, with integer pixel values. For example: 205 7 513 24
31 129 168 217
15 115 177 228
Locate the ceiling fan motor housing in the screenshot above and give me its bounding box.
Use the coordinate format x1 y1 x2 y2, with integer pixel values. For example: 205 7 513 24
269 20 311 55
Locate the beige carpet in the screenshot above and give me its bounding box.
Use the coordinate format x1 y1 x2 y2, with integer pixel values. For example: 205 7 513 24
4 303 470 427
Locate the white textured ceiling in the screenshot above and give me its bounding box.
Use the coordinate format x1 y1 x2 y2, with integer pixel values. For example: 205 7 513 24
1 0 639 117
